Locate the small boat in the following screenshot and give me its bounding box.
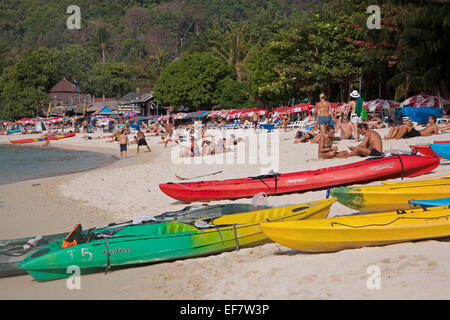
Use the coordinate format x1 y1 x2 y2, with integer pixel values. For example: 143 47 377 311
410 141 450 157
409 198 450 208
260 204 450 253
9 133 76 144
7 130 21 134
430 143 450 160
0 203 266 277
159 155 440 202
330 176 450 213
18 199 335 281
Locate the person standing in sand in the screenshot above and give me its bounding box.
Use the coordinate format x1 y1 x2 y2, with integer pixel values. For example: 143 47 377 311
348 123 383 157
281 108 289 132
118 129 129 159
252 111 259 132
318 125 348 159
136 128 151 154
344 90 363 142
315 93 332 134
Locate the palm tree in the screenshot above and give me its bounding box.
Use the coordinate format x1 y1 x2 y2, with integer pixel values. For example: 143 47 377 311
95 26 109 64
210 26 252 82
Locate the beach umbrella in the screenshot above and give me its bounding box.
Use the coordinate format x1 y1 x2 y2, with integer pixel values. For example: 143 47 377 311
366 99 400 112
123 111 136 118
400 95 450 108
45 117 64 124
16 118 34 124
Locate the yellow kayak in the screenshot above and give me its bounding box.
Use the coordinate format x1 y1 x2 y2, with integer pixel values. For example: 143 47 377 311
213 197 335 226
381 174 450 185
260 205 450 253
330 177 450 213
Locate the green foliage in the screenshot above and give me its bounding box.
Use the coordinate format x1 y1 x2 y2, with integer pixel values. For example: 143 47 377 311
0 48 60 119
218 78 255 109
0 0 448 118
153 52 233 109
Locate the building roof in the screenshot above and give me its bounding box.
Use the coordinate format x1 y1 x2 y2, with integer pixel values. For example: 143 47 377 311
50 78 77 93
119 92 139 105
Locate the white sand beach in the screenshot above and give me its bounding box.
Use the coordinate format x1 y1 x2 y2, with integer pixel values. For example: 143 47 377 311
1 127 450 300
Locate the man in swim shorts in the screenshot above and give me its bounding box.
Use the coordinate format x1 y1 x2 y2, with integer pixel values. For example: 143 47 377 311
393 116 439 139
136 128 151 154
348 123 384 157
118 128 129 159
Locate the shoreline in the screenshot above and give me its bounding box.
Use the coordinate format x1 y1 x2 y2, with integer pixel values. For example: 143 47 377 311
1 128 450 299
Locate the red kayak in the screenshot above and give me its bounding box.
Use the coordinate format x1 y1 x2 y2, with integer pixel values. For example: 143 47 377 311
10 133 76 144
159 155 440 202
410 140 450 157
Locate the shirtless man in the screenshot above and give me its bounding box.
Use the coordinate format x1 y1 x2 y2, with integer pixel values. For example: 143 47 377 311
348 123 383 157
316 93 332 134
318 125 348 159
163 124 175 148
118 128 130 159
395 115 439 139
252 112 259 132
136 128 151 154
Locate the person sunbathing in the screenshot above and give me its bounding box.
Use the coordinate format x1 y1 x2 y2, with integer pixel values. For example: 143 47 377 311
293 128 317 143
440 123 450 132
389 116 439 139
368 117 384 129
318 125 348 159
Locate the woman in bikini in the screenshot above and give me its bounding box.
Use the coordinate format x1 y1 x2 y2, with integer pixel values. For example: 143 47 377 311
281 108 289 132
318 125 348 159
316 93 332 135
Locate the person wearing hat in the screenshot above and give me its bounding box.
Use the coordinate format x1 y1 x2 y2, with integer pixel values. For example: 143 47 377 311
345 90 364 142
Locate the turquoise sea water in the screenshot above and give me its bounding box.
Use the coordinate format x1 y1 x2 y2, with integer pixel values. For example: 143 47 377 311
0 144 117 185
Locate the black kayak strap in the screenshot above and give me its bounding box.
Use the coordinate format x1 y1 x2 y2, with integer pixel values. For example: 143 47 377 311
397 155 405 180
249 173 280 193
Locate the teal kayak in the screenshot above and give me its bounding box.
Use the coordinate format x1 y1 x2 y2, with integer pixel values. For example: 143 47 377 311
430 143 450 160
1 203 266 277
409 198 450 208
18 199 335 281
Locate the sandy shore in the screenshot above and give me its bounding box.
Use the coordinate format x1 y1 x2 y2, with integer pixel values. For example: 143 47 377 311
1 127 450 299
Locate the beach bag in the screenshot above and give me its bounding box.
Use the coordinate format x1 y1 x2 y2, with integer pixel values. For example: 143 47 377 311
361 107 367 121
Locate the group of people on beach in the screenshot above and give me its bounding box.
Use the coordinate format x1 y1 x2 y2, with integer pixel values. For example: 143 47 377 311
292 90 449 160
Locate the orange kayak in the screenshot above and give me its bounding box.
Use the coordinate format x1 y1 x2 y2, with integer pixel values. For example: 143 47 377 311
10 133 76 144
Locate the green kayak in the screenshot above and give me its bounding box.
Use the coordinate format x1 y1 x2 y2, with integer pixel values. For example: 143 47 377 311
1 203 265 278
18 198 335 281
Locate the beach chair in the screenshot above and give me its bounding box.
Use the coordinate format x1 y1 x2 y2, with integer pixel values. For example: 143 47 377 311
258 123 276 132
272 119 281 129
223 120 240 130
287 120 305 129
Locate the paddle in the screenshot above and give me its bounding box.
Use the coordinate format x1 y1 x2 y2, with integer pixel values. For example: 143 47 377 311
174 170 223 181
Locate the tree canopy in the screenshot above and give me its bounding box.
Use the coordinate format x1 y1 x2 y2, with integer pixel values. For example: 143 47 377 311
0 0 448 118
